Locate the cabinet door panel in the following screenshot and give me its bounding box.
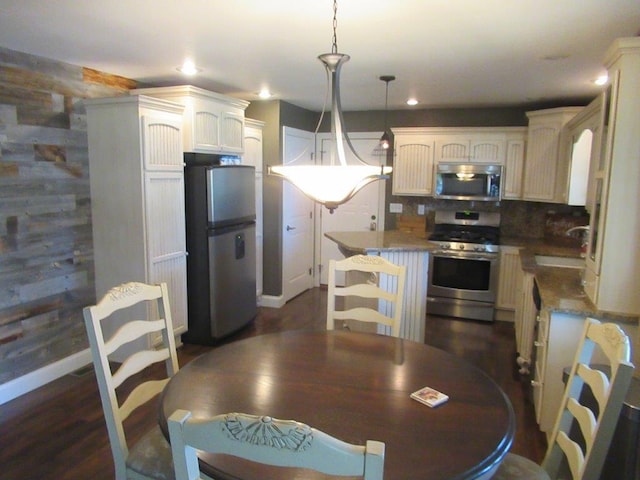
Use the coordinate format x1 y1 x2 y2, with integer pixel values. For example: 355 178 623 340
496 248 521 310
145 173 186 258
149 254 188 339
142 115 183 170
194 110 221 151
503 139 525 199
392 139 434 195
222 113 245 152
469 140 505 163
524 126 558 200
436 139 469 163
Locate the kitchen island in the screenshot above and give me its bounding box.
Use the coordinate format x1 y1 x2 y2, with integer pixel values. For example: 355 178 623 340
325 231 437 342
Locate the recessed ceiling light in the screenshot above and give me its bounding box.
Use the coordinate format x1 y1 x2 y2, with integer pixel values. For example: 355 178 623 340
177 60 201 76
406 98 418 106
594 74 608 86
258 88 272 99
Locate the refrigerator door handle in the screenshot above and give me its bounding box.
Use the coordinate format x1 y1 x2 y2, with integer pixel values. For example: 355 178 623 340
235 233 245 259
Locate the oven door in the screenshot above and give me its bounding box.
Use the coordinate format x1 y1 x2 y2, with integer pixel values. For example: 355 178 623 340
427 251 499 321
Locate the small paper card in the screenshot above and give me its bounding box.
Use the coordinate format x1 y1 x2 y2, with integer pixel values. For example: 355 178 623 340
410 386 449 408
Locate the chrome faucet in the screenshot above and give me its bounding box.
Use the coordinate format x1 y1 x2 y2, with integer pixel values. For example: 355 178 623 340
566 225 590 257
565 225 590 235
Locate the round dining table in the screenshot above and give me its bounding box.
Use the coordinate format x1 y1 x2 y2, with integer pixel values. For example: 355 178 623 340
159 330 515 479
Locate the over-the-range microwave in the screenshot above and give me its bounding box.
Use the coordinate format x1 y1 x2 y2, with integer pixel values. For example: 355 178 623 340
434 163 502 201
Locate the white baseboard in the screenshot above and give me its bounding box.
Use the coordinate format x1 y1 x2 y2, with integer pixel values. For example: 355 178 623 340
259 294 286 308
0 348 92 405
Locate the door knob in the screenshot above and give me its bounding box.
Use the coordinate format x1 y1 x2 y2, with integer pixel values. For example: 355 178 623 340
286 225 296 231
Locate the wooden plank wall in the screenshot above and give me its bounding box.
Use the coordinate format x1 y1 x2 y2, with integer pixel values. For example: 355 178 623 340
0 46 136 384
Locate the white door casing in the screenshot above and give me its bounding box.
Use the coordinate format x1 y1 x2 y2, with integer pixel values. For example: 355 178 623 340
282 127 315 302
317 133 387 285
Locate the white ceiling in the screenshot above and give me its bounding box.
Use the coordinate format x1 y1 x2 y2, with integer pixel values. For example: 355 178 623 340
0 0 639 111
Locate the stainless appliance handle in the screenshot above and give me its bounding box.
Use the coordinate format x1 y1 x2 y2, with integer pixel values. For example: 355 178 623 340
432 251 498 262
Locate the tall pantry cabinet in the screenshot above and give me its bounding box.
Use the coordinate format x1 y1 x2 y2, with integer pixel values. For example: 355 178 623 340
85 95 188 353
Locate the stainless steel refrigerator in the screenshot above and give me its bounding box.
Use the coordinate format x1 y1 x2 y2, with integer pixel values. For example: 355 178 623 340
183 154 257 344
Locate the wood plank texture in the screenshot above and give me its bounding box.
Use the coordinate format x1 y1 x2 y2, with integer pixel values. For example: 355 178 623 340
0 288 547 479
0 46 136 382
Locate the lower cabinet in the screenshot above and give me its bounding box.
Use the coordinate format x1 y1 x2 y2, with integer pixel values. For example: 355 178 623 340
532 310 585 434
496 247 522 316
531 309 638 437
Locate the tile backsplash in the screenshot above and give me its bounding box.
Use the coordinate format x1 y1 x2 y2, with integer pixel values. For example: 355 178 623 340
386 196 589 240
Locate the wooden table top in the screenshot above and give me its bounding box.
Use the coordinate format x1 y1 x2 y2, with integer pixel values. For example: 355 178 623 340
159 330 515 479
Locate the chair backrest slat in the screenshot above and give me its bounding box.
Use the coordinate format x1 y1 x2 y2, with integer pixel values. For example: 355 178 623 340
104 318 168 355
112 348 171 389
327 255 406 338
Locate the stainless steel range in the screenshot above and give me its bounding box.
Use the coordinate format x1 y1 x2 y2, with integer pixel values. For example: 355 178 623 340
427 210 500 322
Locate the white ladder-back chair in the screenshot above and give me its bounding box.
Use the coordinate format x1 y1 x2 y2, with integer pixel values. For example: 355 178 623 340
168 410 385 480
83 282 180 480
493 318 635 480
327 255 406 338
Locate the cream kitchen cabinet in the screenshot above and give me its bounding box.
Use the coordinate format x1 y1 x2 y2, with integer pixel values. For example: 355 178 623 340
243 118 264 302
132 85 249 154
514 269 537 374
435 134 505 164
85 95 188 353
391 127 526 196
501 133 527 199
523 107 582 202
583 37 640 316
496 246 522 317
391 128 435 196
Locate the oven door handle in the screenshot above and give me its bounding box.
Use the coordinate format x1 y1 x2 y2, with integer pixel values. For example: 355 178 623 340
432 252 497 262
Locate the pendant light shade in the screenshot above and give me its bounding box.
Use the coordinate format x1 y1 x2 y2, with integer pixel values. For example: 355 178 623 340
268 0 392 213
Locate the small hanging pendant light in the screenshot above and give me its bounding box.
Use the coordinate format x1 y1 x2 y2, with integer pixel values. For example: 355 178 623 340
379 75 395 150
268 0 392 213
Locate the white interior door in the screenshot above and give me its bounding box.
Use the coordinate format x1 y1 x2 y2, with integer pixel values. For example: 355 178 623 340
282 127 315 302
317 133 387 285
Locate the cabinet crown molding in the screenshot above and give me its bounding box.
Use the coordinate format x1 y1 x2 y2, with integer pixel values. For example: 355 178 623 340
132 85 249 110
391 126 527 136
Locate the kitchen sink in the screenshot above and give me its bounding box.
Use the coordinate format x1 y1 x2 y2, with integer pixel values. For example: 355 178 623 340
535 255 585 269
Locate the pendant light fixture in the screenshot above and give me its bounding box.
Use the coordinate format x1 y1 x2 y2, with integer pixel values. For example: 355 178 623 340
268 0 392 213
379 75 395 150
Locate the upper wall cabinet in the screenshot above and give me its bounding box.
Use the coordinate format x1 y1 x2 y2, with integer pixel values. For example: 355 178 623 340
563 95 605 207
501 132 528 199
392 128 435 196
435 135 505 164
392 127 526 197
132 85 249 154
522 107 582 202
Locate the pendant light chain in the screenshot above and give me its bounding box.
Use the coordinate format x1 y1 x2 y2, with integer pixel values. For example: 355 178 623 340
331 0 338 54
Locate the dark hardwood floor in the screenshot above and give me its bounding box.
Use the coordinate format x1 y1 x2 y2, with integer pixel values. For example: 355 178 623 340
0 287 546 479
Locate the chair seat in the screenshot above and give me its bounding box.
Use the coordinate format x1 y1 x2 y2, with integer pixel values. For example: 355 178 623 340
126 425 175 480
492 453 551 480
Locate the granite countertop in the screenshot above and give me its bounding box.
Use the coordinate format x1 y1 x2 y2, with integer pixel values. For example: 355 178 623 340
513 239 638 324
324 230 438 254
